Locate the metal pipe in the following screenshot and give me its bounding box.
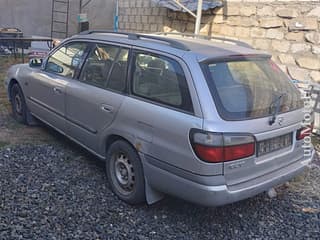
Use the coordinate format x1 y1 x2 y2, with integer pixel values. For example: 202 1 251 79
172 0 196 18
114 0 119 32
194 0 203 35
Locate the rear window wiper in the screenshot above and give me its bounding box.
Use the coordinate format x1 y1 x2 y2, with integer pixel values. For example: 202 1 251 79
269 93 286 125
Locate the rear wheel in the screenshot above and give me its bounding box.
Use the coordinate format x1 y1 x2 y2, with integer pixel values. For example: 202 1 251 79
106 140 145 204
10 84 27 124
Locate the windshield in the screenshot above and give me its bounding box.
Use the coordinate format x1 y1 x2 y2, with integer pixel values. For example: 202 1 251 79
202 58 303 120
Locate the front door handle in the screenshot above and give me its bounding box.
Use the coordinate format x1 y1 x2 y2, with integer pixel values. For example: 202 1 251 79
53 87 62 94
101 104 114 113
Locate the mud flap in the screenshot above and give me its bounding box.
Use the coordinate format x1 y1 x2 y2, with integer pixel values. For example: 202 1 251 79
145 177 164 205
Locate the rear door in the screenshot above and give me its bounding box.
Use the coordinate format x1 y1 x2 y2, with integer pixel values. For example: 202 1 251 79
65 42 129 152
120 49 220 175
27 42 88 132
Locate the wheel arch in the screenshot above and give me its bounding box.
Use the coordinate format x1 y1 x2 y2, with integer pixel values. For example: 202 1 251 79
105 134 137 156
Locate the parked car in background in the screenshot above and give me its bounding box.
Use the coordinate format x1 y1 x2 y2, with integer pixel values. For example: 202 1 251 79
4 31 315 206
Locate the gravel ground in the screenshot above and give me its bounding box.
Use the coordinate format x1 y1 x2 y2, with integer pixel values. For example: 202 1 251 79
0 142 319 240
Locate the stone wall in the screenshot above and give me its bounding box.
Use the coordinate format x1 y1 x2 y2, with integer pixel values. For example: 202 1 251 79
118 0 320 83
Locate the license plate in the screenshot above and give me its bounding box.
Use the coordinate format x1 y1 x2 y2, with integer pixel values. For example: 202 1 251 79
257 133 293 156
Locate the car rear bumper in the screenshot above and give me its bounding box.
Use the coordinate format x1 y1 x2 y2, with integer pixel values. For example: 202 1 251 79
143 149 315 207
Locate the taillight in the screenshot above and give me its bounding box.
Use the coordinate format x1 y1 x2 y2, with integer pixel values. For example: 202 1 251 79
190 130 255 163
296 125 313 140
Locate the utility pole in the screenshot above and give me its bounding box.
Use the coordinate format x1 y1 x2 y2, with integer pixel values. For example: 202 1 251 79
194 0 203 35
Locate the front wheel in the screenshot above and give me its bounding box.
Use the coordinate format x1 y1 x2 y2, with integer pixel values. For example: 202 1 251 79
106 140 146 204
10 84 27 124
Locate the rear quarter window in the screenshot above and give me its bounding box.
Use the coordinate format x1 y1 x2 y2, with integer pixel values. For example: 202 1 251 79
131 52 193 113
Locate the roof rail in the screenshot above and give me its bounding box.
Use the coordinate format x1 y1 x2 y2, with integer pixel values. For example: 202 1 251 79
79 30 138 40
154 32 253 49
78 30 190 51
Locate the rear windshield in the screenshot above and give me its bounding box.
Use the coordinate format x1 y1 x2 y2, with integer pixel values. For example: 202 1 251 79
202 58 303 120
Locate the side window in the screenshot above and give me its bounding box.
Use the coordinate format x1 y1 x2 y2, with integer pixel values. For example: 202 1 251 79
107 48 129 92
80 43 120 88
132 52 193 112
45 42 87 78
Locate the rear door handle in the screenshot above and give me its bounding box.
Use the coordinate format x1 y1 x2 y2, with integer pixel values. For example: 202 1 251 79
53 87 62 94
101 104 114 113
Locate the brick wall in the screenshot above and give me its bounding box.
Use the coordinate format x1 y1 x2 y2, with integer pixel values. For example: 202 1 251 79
118 0 320 83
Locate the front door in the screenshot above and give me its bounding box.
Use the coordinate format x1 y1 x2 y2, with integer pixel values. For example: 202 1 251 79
27 42 88 132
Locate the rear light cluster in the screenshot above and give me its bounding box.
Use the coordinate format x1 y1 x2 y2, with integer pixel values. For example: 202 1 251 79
296 124 313 140
190 129 255 163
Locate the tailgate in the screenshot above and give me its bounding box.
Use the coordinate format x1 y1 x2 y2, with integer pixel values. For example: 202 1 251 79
203 108 308 188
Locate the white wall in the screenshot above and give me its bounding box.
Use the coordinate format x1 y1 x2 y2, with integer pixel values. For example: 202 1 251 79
0 0 116 37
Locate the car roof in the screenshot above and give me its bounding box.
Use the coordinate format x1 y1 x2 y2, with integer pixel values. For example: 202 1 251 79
70 32 269 61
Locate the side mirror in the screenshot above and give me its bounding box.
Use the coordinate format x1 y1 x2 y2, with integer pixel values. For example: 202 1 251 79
46 62 63 74
29 58 43 68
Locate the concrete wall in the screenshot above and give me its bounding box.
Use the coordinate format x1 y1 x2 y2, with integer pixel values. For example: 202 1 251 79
0 0 115 37
118 0 320 84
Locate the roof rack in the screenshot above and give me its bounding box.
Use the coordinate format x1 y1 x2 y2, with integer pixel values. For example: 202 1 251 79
154 32 253 49
78 30 190 51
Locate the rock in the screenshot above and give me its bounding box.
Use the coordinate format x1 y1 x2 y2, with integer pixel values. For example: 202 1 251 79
240 6 256 17
235 27 250 38
271 40 290 53
254 39 270 50
305 32 320 44
291 43 311 53
251 28 266 38
288 66 310 81
227 16 240 26
260 18 283 28
310 71 320 83
266 29 284 40
285 32 305 42
296 57 320 70
225 6 240 16
257 6 276 17
240 18 259 27
312 45 320 55
288 18 318 31
307 7 320 17
278 54 296 65
219 25 235 36
267 188 277 198
276 8 298 18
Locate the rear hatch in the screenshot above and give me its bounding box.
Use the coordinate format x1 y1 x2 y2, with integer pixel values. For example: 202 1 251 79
200 55 307 189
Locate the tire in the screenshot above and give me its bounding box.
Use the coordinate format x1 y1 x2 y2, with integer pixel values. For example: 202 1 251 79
106 140 146 204
10 84 27 124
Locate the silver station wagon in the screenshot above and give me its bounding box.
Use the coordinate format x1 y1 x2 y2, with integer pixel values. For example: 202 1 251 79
4 31 315 206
